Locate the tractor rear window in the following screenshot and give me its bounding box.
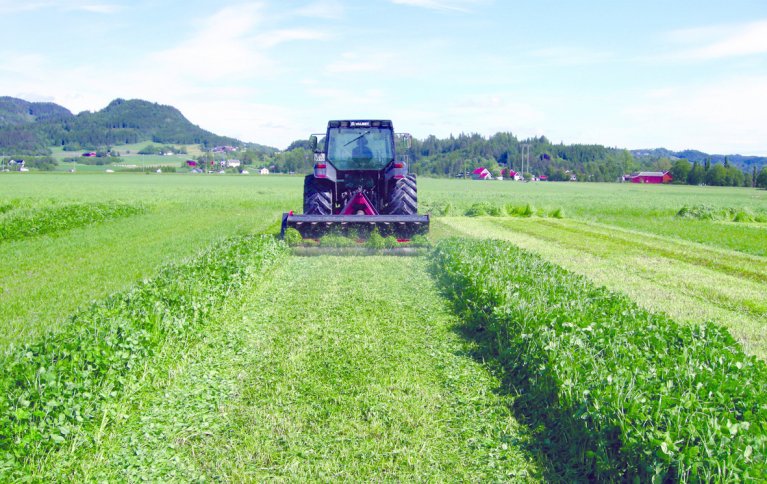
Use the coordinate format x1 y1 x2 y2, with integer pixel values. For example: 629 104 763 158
326 127 394 170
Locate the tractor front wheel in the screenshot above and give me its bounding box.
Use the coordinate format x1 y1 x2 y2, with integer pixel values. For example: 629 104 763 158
386 174 417 215
304 175 332 215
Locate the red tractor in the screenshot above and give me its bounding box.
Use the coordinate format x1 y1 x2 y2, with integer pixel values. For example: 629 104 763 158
281 120 429 239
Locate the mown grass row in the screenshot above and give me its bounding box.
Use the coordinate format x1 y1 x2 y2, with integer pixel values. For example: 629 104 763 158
424 200 564 218
430 238 767 482
0 201 148 242
0 235 287 478
677 204 767 223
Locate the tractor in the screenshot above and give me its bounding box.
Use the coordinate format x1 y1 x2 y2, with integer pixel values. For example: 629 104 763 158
281 120 429 240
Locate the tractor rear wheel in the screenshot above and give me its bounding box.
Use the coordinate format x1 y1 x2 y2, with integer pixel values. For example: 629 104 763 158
304 175 332 215
387 174 417 215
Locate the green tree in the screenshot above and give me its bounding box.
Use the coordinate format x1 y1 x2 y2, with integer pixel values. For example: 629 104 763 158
670 159 691 184
706 164 727 186
724 165 744 187
756 167 767 189
687 161 705 185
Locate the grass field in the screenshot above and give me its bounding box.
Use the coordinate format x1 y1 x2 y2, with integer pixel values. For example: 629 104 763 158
1 173 765 480
49 143 205 172
0 174 299 349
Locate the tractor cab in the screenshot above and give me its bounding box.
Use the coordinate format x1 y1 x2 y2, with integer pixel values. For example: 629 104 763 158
282 119 428 239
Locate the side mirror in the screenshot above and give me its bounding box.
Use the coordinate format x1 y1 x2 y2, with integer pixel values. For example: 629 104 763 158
396 133 412 149
309 135 318 152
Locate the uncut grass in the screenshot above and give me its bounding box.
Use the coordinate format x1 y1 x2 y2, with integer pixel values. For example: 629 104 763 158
438 217 767 358
144 257 539 481
419 179 767 256
0 174 301 351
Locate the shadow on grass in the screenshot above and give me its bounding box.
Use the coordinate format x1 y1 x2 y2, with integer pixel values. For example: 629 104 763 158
447 307 608 483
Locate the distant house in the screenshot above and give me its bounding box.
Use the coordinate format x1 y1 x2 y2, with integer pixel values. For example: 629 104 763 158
471 167 492 180
260 167 270 175
186 160 198 167
627 171 673 184
506 169 522 181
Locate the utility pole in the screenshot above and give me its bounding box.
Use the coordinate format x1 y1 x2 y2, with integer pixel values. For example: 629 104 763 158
520 143 531 181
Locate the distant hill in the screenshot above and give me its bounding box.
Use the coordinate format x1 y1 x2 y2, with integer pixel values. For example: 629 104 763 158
0 97 73 127
0 97 276 155
631 148 767 172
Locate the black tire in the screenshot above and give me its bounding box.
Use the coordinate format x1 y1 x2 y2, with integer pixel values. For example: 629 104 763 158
303 175 332 215
387 174 417 215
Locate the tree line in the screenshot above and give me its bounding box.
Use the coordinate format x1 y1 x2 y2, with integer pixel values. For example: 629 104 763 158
233 132 766 187
669 158 763 187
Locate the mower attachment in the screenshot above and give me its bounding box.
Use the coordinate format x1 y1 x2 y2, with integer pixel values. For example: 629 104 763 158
281 213 429 240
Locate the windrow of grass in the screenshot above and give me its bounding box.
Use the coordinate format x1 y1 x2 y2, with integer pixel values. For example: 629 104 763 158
438 216 767 357
0 201 147 242
677 204 767 223
430 238 767 482
423 200 564 219
0 234 287 479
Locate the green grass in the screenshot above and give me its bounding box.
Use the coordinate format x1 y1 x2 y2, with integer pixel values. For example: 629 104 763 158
2 173 766 480
432 237 767 482
49 143 203 172
0 235 287 480
437 216 767 358
420 179 767 256
0 200 147 242
0 174 302 350
33 256 541 481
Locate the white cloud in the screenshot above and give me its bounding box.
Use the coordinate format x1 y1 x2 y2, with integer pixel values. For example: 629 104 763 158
526 46 613 67
0 52 46 75
0 0 121 14
295 0 345 20
70 4 123 14
668 19 767 60
325 51 396 73
619 76 767 153
389 0 480 13
148 4 271 81
256 28 330 48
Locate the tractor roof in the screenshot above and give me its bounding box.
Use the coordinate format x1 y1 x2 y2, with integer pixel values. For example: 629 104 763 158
328 120 393 129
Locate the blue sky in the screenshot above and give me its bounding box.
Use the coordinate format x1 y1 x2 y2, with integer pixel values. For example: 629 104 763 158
1 0 766 154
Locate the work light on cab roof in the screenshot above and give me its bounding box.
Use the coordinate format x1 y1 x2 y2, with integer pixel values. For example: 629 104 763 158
281 120 429 241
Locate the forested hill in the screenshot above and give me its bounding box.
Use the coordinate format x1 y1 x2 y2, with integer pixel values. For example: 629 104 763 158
632 148 767 174
0 97 73 126
405 133 637 182
0 97 243 155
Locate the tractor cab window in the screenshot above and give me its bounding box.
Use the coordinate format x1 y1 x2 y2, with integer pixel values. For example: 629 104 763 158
326 127 394 170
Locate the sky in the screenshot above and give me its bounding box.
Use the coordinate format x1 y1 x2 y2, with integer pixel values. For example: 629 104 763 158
1 0 766 154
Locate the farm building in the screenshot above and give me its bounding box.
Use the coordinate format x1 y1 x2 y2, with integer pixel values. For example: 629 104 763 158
504 169 522 181
260 167 270 175
471 167 492 180
627 171 673 184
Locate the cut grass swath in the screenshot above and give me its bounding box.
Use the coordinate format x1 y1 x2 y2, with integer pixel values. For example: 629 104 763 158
431 238 767 482
0 234 287 479
0 201 147 242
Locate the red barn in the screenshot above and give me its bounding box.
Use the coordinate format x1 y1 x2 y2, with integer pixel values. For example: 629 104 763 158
471 167 492 180
628 171 672 184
